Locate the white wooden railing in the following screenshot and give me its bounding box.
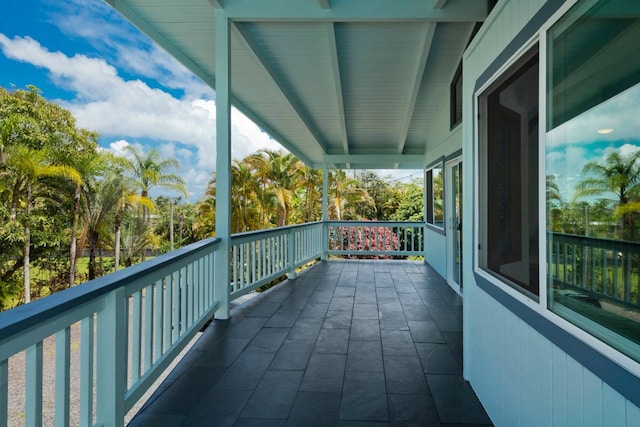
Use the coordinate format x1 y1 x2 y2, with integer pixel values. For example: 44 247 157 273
0 220 426 426
0 238 221 427
230 221 324 298
327 221 425 257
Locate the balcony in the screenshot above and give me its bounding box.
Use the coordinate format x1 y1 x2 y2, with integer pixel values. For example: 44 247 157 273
0 221 491 426
129 259 490 426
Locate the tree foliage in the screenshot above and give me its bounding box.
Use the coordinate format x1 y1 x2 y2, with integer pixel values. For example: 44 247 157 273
1 85 426 311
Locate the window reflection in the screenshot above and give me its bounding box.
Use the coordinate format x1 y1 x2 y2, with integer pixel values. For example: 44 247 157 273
546 0 640 362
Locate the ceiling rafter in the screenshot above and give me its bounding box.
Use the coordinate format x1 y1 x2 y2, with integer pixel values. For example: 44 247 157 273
433 0 448 9
108 0 317 166
224 0 487 22
326 23 349 160
322 154 425 169
233 24 330 154
207 0 224 8
396 22 436 157
318 0 331 9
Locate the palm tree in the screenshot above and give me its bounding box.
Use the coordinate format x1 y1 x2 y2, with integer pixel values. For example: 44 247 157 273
328 169 373 220
575 151 640 241
122 145 188 217
4 145 81 302
67 137 103 286
231 160 260 232
297 165 322 222
195 174 217 238
247 150 301 227
120 146 187 258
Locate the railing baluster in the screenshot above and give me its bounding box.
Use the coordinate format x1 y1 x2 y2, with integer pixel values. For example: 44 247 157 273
1 358 8 427
572 243 577 287
602 249 608 295
25 342 43 427
172 271 179 344
613 250 619 298
55 327 71 427
145 284 154 373
154 279 163 364
591 246 596 291
131 290 142 383
198 257 204 316
625 251 632 303
181 267 187 334
79 316 94 427
240 243 245 291
232 245 238 292
259 239 264 281
187 264 193 329
582 242 588 289
96 288 127 427
164 276 172 352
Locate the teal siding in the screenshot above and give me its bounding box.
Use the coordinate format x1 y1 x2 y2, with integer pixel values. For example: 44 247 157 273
463 1 640 424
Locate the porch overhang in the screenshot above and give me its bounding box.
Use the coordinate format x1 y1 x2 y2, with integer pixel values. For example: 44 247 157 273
104 0 487 169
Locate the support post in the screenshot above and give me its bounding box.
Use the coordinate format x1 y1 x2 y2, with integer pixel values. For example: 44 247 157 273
95 288 127 427
322 165 329 260
214 9 231 319
288 228 297 280
423 167 428 263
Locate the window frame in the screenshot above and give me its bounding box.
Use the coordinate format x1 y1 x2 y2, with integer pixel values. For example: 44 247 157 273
450 62 463 129
472 0 640 377
425 158 446 234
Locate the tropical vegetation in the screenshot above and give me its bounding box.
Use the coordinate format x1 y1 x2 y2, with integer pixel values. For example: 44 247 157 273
0 85 424 310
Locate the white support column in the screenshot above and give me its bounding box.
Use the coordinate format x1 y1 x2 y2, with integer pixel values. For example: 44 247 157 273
95 288 126 427
423 168 428 263
322 165 329 261
287 228 298 280
214 9 231 320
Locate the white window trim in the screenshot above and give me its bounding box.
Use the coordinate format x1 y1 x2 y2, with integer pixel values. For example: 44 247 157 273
425 161 445 233
472 0 640 378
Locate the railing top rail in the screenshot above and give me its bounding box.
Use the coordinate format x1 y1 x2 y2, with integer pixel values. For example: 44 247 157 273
0 237 221 340
231 221 324 240
327 220 424 225
550 231 640 250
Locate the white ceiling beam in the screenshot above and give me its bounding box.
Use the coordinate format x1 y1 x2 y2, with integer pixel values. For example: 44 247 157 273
326 23 348 160
433 0 448 9
108 1 317 167
233 24 330 154
225 0 487 22
322 154 425 167
318 0 331 9
396 23 436 156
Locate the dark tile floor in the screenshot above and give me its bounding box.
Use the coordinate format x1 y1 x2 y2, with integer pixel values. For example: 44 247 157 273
128 260 493 427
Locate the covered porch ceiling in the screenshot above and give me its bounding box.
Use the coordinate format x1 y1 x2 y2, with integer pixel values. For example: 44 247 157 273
105 0 488 169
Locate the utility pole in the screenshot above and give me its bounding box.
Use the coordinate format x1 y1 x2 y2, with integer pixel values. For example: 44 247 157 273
169 199 174 251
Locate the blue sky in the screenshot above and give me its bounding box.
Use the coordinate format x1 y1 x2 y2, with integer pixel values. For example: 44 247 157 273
0 0 282 201
546 83 640 202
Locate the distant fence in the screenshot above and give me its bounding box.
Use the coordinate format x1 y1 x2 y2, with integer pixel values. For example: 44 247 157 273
327 221 425 257
548 232 640 305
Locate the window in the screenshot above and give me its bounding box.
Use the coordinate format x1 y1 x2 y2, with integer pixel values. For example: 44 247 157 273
450 63 463 128
546 0 640 363
426 163 444 230
479 47 539 297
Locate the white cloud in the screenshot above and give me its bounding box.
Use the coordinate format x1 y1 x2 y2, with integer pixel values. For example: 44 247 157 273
547 83 640 148
109 139 130 155
0 32 288 200
46 0 213 99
